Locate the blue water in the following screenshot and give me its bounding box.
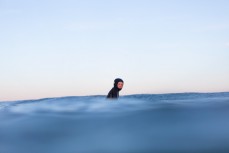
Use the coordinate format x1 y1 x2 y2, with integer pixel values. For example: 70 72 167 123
1 92 229 153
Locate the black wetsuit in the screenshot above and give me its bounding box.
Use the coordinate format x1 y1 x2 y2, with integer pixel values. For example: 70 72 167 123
107 78 123 99
107 87 120 99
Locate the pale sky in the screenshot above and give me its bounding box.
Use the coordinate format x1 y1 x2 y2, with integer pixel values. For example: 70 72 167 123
1 0 229 101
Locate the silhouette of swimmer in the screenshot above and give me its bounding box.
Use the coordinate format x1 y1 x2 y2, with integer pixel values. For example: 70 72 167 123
107 78 124 99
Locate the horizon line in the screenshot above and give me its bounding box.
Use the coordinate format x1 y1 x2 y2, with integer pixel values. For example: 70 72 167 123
1 91 229 103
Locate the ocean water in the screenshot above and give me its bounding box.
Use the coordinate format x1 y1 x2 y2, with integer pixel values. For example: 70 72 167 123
0 92 229 153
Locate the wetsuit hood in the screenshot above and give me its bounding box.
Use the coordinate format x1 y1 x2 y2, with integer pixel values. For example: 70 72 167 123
114 78 124 91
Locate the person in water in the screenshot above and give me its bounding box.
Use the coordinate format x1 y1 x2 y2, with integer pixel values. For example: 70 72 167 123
107 78 124 99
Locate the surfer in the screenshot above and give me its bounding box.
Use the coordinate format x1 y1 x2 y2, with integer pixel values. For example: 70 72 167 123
107 78 124 99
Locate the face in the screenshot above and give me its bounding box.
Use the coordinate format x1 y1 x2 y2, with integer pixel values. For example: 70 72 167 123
117 82 124 89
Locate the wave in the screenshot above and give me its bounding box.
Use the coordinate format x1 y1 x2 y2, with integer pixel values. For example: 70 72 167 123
1 92 229 114
1 92 229 153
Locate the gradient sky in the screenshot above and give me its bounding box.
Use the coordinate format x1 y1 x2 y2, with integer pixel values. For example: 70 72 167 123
1 0 229 101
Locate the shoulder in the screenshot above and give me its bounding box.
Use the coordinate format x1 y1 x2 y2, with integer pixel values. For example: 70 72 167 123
107 88 114 97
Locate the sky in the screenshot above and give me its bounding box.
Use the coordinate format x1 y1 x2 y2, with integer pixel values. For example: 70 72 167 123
0 0 229 101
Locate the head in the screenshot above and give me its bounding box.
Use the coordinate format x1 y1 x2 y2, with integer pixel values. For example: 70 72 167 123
114 78 124 90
